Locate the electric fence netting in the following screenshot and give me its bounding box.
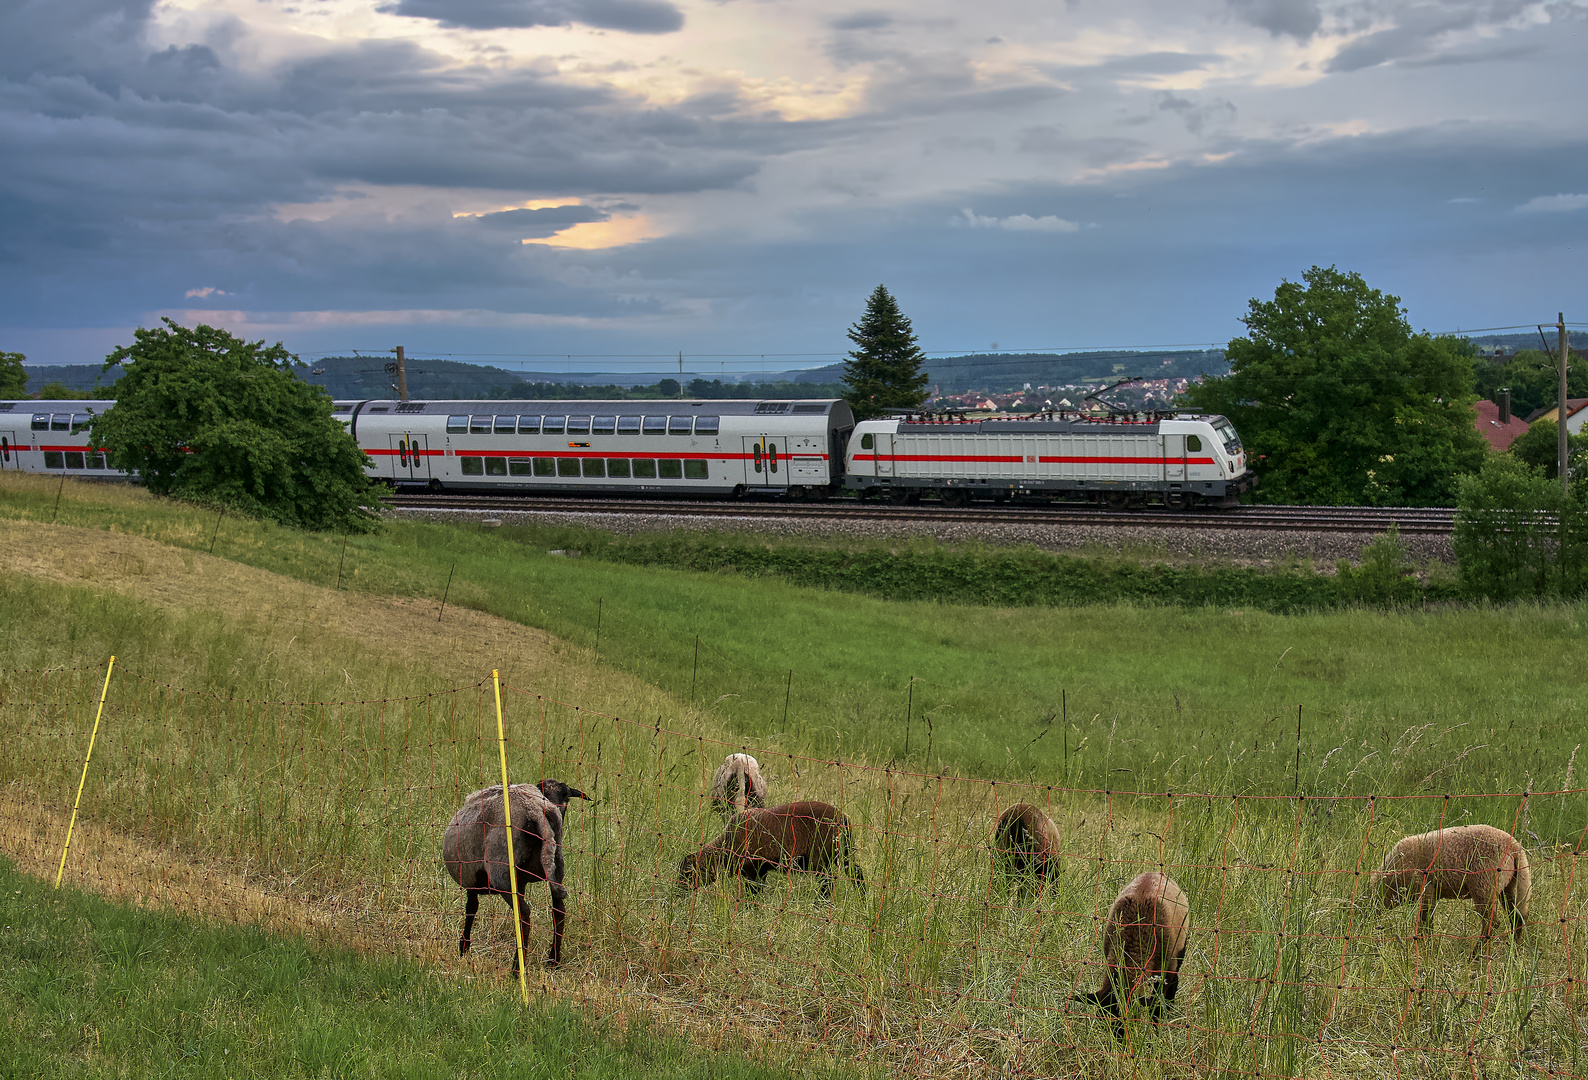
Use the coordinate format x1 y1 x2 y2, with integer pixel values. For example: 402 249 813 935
1 662 1584 1079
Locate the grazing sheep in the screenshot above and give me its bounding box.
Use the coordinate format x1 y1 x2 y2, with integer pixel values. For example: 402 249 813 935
536 779 590 810
442 782 570 971
1373 824 1530 941
677 800 865 899
709 753 768 818
991 803 1063 888
1073 872 1191 1039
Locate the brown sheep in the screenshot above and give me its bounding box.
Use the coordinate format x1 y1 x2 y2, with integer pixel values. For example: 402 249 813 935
991 803 1063 888
1373 824 1530 941
1073 872 1191 1039
442 781 575 971
677 800 866 900
709 753 768 819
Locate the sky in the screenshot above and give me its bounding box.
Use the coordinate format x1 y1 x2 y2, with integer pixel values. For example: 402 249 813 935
3 0 1586 377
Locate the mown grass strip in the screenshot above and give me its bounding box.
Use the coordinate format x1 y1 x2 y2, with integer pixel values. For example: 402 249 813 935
0 857 864 1080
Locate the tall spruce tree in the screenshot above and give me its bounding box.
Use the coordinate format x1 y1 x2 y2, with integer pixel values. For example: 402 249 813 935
841 285 930 420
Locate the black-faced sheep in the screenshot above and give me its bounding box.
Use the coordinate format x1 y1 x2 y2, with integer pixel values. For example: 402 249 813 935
1073 872 1191 1039
442 782 572 971
991 803 1063 888
677 800 865 899
709 753 768 819
536 778 590 810
1373 824 1530 941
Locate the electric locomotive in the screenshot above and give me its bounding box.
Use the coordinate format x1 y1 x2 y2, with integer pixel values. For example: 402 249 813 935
844 411 1254 509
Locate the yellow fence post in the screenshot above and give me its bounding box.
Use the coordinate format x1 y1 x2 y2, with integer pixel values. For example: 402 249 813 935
55 655 115 889
494 669 530 1004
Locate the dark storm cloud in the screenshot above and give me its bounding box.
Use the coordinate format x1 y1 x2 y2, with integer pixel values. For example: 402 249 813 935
831 12 895 31
379 0 684 33
1227 0 1323 42
474 206 610 231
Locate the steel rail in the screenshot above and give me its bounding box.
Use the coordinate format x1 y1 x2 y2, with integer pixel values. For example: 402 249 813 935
386 493 1457 535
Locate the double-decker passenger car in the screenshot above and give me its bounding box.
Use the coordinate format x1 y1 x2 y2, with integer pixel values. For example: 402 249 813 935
844 411 1254 508
341 398 856 498
0 401 123 476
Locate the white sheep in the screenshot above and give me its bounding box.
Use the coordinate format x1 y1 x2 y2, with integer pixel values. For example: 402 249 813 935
1373 824 1530 941
708 753 768 818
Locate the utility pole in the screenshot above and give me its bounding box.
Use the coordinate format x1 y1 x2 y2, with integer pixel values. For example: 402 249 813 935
1560 313 1570 496
393 345 410 402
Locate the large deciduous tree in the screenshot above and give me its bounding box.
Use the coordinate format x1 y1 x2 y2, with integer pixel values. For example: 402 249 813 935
92 319 380 532
1183 266 1486 506
841 285 930 421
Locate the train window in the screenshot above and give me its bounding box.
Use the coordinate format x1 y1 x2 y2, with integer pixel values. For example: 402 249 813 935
557 458 580 477
668 416 692 435
861 433 874 450
470 415 492 435
684 460 708 479
582 459 605 478
532 457 555 477
631 459 657 478
32 413 49 431
65 451 86 469
518 416 541 434
508 458 533 476
1187 435 1202 452
642 416 666 435
446 415 468 434
1212 419 1242 453
87 452 105 469
460 456 484 475
495 416 517 434
71 414 92 434
658 459 683 479
51 414 70 431
567 416 591 435
43 451 63 468
542 416 566 435
617 416 641 434
592 416 616 435
607 459 631 478
695 416 720 435
484 457 507 476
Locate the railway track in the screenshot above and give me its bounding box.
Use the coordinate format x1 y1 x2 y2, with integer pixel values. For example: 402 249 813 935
386 493 1457 535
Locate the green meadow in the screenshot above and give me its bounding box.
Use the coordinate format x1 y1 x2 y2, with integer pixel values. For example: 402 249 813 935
1 473 1584 1079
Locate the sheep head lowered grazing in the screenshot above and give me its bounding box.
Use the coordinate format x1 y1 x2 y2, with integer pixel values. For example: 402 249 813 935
1073 872 1190 1039
442 782 573 971
677 800 865 900
709 753 768 819
991 803 1063 889
536 779 590 810
1373 824 1530 941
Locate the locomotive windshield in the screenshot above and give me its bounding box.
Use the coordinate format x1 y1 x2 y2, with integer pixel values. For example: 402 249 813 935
1212 419 1242 454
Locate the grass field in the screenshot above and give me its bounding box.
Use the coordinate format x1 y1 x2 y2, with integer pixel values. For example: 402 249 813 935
1 473 1585 1078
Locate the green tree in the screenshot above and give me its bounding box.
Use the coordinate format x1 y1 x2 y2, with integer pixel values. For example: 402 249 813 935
1454 454 1588 599
36 381 97 400
92 319 380 532
1507 419 1585 480
841 285 930 421
1472 348 1588 417
0 352 25 397
1183 266 1486 506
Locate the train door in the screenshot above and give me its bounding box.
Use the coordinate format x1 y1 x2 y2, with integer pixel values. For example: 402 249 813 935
0 430 17 470
743 436 789 488
1161 435 1186 482
872 433 894 477
390 434 431 482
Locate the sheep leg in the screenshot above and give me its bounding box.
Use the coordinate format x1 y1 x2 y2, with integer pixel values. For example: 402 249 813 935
506 884 534 976
546 881 567 969
460 888 484 956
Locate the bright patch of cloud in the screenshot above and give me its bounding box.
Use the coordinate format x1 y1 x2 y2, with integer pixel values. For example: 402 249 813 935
955 209 1080 232
523 216 663 248
1516 193 1588 213
185 286 228 298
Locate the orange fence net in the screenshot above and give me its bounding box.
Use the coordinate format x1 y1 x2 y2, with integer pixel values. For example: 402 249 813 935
1 662 1584 1079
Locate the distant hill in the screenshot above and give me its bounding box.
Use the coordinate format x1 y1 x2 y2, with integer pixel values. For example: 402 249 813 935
919 350 1228 393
